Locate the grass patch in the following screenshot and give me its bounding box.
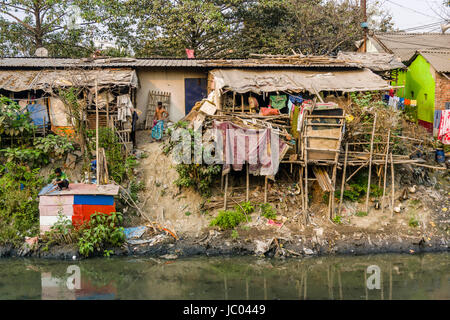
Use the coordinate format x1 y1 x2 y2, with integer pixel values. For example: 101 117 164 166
355 211 368 217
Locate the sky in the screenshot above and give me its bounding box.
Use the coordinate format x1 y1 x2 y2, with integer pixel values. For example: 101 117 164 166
376 0 449 32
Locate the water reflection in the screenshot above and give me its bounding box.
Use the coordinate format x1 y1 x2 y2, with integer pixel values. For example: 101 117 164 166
0 253 448 300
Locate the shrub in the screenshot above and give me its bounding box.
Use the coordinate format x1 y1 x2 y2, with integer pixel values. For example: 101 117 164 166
0 163 43 245
34 134 75 159
332 215 343 225
210 209 247 229
175 163 221 197
260 203 277 220
77 212 125 257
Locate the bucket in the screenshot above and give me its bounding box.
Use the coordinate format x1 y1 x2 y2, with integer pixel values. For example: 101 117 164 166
436 149 445 163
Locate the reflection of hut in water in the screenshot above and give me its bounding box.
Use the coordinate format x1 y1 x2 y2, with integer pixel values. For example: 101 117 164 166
41 271 117 300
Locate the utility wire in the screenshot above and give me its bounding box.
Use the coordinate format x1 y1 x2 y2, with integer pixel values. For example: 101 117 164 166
385 0 443 19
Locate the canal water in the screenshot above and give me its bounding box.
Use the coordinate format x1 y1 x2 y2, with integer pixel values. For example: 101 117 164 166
0 253 448 300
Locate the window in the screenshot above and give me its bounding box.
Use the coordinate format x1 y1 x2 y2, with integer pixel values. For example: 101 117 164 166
424 93 427 101
411 91 415 98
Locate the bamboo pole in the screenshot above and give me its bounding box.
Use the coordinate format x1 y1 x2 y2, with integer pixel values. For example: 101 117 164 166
95 78 100 186
338 143 349 216
390 153 395 217
365 114 377 213
223 173 229 210
241 94 244 113
381 130 391 213
246 163 249 202
264 176 268 203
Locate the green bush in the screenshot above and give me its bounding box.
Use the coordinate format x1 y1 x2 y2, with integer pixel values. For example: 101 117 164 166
77 212 125 257
0 97 35 140
259 203 277 220
0 163 43 245
175 163 221 198
34 134 75 159
0 147 45 167
210 209 247 230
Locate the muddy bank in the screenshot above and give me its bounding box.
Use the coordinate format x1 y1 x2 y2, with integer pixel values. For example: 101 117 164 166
1 232 448 260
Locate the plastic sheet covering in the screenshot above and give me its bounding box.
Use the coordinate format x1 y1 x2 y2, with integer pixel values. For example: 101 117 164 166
211 68 392 94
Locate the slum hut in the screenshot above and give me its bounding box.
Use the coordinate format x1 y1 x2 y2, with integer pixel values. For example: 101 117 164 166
0 59 139 151
38 183 119 233
197 55 397 218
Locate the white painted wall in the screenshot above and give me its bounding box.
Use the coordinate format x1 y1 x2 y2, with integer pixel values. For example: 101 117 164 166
135 68 208 125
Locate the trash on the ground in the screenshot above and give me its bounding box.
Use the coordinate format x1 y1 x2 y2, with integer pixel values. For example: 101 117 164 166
124 226 147 239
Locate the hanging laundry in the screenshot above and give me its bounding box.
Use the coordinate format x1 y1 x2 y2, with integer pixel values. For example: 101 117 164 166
290 105 300 139
404 99 411 106
438 110 450 144
410 100 417 107
117 94 133 122
389 89 395 97
383 94 390 102
269 95 287 110
18 100 28 111
288 95 303 105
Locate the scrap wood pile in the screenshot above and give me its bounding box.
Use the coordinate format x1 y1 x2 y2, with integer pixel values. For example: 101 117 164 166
199 54 360 68
339 94 433 167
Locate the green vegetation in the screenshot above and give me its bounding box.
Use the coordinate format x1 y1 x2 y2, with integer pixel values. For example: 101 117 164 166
175 164 221 198
77 212 125 257
332 215 343 225
355 211 368 217
0 163 43 245
210 209 247 230
231 229 239 240
408 217 419 228
336 171 383 202
259 203 277 220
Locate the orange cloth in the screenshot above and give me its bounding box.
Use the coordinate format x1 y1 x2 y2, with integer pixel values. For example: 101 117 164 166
404 99 411 106
260 107 280 116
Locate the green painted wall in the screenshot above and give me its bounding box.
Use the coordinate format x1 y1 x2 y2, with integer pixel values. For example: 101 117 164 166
393 55 435 123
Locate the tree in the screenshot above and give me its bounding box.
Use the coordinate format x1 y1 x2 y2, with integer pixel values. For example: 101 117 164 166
0 0 133 57
132 0 242 58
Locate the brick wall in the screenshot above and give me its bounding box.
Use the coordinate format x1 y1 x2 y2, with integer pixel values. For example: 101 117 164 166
435 72 450 111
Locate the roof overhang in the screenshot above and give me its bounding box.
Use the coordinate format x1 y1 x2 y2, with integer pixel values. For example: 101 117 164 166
0 68 138 92
211 68 393 94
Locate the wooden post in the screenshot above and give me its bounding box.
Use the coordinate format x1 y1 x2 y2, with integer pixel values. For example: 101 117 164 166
223 173 229 210
338 143 349 216
232 92 236 113
390 153 395 217
241 94 244 113
246 163 249 202
264 176 268 203
381 130 391 213
365 114 377 213
95 79 100 186
299 167 305 212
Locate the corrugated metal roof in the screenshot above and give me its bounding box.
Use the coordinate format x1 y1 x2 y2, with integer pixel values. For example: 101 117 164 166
337 52 405 71
417 50 450 73
0 68 138 92
368 33 450 62
0 57 360 69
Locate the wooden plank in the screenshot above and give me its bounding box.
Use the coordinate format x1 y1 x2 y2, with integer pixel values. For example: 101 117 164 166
381 130 391 214
338 143 349 216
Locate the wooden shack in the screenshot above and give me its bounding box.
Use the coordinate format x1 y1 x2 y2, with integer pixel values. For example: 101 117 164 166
38 183 119 233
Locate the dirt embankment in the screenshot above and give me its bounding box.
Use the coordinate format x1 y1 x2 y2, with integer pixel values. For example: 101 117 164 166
2 132 448 260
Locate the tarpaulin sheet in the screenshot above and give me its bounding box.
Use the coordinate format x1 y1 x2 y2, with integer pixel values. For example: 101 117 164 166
73 195 115 206
72 204 116 226
211 68 392 94
27 103 49 126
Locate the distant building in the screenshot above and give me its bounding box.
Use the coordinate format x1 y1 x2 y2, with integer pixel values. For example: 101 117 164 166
356 32 450 62
392 50 450 131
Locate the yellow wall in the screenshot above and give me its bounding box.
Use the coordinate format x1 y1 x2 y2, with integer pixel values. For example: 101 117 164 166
136 68 208 123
